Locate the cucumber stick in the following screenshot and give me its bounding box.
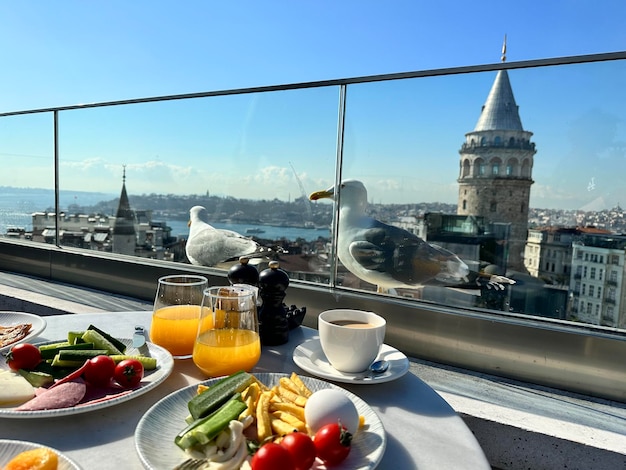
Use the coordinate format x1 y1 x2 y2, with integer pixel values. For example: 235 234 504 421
81 329 124 355
109 355 158 370
188 371 254 420
87 324 127 353
39 342 96 360
175 395 247 450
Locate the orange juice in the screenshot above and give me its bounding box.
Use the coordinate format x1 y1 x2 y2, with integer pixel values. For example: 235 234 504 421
192 328 261 377
151 305 208 357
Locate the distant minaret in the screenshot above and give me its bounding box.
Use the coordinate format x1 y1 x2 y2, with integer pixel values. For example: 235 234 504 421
457 37 536 271
112 165 137 256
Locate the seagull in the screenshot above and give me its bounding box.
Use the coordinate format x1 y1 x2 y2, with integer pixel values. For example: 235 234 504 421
186 206 264 267
309 180 471 291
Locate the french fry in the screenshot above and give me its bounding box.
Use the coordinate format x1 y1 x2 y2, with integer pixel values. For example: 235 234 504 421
276 386 307 407
241 383 260 418
252 376 270 392
242 382 260 403
271 411 306 432
270 416 301 437
290 372 313 398
270 402 306 422
256 391 273 442
197 384 210 394
279 377 302 396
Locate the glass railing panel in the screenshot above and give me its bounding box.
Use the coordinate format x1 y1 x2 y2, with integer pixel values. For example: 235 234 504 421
53 87 340 280
0 113 54 238
334 58 626 329
1 54 625 333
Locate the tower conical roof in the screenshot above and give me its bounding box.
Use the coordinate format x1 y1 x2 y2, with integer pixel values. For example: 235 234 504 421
474 70 523 131
113 170 136 235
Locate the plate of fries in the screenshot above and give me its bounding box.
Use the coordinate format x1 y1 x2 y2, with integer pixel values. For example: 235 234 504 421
135 372 386 470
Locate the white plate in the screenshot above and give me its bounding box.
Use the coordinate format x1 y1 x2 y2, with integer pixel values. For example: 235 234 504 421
293 339 410 384
0 439 82 469
0 311 47 352
0 338 174 418
135 372 386 470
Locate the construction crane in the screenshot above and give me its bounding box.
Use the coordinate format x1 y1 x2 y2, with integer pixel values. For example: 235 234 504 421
289 162 313 223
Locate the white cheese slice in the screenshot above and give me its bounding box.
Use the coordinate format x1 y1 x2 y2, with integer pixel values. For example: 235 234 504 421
0 369 35 406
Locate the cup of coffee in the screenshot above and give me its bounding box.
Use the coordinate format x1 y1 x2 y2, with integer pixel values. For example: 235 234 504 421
318 309 386 373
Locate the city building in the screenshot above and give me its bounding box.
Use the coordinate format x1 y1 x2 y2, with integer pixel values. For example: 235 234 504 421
525 227 579 286
30 172 181 261
569 233 626 328
457 51 536 272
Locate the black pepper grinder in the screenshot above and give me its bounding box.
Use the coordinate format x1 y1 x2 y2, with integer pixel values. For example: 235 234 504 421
227 256 259 286
257 260 290 345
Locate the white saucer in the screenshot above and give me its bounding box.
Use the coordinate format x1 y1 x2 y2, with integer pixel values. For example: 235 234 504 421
293 338 410 384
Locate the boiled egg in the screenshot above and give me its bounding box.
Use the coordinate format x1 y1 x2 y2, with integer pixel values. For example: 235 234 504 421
304 389 359 434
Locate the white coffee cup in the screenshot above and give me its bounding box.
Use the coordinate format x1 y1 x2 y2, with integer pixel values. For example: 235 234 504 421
318 309 386 373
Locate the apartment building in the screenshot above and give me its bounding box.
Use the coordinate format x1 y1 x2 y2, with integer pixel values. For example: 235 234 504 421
570 233 626 328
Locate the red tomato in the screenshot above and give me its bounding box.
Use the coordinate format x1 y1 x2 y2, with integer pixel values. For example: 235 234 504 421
6 343 41 371
314 422 352 466
280 432 316 470
252 442 295 470
113 359 144 388
83 355 116 387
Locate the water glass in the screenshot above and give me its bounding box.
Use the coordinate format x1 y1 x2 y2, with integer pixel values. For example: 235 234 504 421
192 285 261 377
150 274 208 359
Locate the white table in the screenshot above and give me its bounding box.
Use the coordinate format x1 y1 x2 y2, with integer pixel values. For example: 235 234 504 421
2 311 491 469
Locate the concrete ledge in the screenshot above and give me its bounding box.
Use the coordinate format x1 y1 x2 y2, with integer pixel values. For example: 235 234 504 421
411 360 626 469
0 285 108 316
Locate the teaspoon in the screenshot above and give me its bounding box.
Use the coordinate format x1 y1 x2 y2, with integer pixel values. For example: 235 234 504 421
351 359 390 381
369 359 390 374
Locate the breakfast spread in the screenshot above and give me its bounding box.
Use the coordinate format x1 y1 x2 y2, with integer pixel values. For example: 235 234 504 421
174 371 361 470
0 322 32 348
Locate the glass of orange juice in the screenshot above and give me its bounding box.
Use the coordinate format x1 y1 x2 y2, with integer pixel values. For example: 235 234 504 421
192 285 261 377
150 274 208 359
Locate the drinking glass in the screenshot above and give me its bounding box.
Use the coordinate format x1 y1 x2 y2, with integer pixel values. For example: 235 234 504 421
150 274 208 359
192 285 261 377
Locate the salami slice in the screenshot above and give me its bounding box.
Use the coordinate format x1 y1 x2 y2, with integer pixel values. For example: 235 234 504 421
15 380 87 411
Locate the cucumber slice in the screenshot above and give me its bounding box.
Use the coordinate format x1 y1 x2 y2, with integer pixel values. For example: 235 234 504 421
187 371 254 420
18 369 54 387
39 342 95 360
81 329 124 355
109 355 158 370
87 324 127 354
67 331 86 345
57 349 109 362
51 356 84 368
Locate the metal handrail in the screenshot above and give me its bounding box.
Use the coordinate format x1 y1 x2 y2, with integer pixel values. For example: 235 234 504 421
1 51 624 117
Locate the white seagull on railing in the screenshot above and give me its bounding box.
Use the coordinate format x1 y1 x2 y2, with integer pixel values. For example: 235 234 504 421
185 206 265 267
309 180 471 291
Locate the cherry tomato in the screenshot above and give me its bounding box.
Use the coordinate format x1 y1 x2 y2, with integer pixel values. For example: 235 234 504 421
280 432 316 470
83 355 116 387
5 343 41 371
314 422 352 466
252 442 295 470
113 359 144 388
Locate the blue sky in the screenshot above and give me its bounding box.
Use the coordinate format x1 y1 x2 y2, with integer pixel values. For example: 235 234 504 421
0 1 625 210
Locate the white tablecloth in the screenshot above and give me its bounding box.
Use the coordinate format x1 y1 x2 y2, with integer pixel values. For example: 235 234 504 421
1 311 490 469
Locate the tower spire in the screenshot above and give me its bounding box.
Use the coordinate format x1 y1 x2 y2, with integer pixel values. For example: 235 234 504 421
501 34 507 63
122 164 127 184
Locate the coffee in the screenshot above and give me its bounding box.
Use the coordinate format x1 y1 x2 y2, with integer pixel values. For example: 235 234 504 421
330 320 376 328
